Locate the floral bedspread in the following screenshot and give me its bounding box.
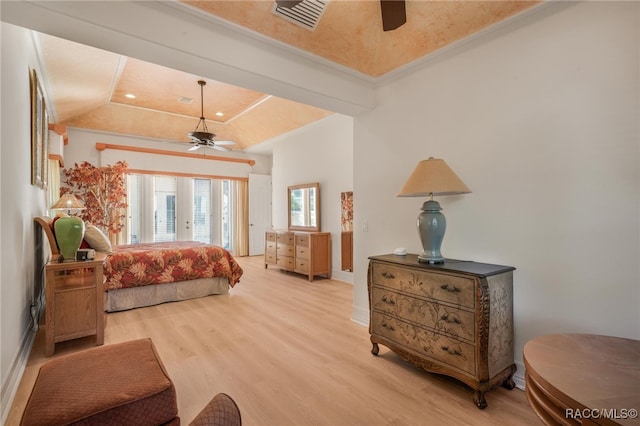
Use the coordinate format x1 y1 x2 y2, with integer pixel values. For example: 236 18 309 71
104 241 243 291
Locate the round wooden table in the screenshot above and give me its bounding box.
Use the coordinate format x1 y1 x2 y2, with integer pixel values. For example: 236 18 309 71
524 334 640 425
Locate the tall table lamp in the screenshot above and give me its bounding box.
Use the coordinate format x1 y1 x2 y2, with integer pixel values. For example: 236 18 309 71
50 193 86 262
397 157 471 264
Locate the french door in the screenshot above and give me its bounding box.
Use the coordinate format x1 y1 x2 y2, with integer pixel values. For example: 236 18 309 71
127 174 234 251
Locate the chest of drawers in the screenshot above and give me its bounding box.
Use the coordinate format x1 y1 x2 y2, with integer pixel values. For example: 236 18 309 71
368 254 516 409
265 230 331 281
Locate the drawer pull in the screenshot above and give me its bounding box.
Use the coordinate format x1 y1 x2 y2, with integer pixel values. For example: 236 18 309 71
381 321 395 331
441 312 462 324
440 283 461 293
441 345 463 357
381 295 396 305
381 272 395 279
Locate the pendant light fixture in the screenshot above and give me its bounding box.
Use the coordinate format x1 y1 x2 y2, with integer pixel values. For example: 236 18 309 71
188 80 216 144
187 80 235 151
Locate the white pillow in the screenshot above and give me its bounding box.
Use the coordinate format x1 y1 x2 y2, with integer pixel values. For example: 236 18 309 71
84 223 112 254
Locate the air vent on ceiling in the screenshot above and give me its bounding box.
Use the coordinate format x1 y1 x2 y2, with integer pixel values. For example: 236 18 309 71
272 0 329 31
178 96 193 104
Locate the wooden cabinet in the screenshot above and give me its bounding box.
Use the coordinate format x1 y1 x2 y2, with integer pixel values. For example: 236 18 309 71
341 231 353 272
367 254 516 409
265 230 331 281
45 253 107 356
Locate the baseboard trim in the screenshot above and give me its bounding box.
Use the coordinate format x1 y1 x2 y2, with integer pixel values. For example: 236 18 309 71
513 360 526 390
351 305 369 327
1 327 36 424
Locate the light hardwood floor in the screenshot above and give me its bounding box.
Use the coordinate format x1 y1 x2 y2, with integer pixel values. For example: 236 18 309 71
7 255 540 425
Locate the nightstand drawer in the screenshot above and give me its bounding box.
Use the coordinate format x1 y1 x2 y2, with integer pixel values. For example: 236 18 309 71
371 263 475 309
371 311 476 375
371 287 475 342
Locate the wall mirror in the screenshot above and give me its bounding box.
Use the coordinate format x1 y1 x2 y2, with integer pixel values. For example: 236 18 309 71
288 182 320 232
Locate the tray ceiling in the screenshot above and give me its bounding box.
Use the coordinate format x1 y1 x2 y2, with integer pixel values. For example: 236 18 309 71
38 1 539 151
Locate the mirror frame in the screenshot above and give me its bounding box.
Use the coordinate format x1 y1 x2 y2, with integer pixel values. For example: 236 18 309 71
288 182 321 232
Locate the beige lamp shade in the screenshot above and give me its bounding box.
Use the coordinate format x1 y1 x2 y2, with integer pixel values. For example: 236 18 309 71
50 193 86 212
397 157 471 197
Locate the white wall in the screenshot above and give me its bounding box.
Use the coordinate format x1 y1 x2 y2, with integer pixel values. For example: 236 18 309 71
271 114 354 283
0 23 50 422
353 1 639 386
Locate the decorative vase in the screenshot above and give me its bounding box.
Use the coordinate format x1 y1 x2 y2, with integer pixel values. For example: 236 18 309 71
54 216 85 262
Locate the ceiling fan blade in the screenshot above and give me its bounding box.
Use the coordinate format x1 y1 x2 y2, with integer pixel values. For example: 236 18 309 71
188 144 202 151
380 0 406 32
275 0 303 8
212 144 231 152
214 140 235 146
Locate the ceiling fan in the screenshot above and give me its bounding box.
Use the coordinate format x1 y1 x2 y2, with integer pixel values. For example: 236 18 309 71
274 0 406 32
187 80 235 152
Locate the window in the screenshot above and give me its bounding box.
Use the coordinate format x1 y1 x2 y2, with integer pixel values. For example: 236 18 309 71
153 176 176 242
126 174 237 253
193 178 211 243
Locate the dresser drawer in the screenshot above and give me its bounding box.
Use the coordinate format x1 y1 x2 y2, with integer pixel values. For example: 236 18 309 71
371 311 476 375
266 232 276 242
265 252 276 264
371 287 475 342
371 263 475 309
266 241 276 252
277 243 294 257
295 234 310 247
277 256 294 269
296 245 310 260
295 259 309 273
276 232 294 245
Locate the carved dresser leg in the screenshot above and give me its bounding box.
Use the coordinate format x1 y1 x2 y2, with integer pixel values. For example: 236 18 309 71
371 342 379 356
502 376 516 390
473 390 488 409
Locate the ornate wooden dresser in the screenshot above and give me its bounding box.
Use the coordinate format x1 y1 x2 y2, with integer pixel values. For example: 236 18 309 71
367 254 516 408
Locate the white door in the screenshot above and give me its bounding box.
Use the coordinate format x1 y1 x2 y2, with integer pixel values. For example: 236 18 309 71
248 173 272 256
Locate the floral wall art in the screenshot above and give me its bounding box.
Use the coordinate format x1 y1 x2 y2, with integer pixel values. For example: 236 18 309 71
341 191 353 232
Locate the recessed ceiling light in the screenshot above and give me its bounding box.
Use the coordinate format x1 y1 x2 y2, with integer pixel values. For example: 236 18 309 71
216 112 224 117
125 93 136 99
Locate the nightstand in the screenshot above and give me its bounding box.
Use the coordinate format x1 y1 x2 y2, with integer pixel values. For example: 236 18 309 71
44 252 107 356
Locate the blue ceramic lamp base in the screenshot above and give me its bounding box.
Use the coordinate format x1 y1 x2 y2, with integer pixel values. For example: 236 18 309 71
417 199 446 264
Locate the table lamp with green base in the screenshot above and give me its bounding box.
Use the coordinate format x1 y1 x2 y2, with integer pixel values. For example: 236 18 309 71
50 193 86 262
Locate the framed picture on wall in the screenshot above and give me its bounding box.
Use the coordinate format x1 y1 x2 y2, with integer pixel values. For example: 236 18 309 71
30 68 48 188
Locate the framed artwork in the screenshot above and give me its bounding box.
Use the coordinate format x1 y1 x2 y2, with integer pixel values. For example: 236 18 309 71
30 68 48 188
341 191 353 231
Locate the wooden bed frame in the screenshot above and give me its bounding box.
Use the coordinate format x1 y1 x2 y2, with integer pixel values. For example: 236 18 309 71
34 216 231 312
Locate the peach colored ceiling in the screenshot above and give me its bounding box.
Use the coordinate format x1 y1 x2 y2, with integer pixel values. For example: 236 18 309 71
40 0 539 151
184 0 539 77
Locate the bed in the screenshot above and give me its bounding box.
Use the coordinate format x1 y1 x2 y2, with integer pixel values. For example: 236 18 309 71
35 217 243 312
103 241 243 311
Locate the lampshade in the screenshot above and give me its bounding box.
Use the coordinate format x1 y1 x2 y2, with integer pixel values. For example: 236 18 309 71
397 157 471 197
397 157 470 264
50 193 85 213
